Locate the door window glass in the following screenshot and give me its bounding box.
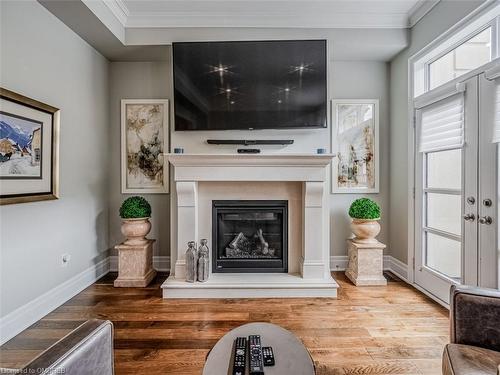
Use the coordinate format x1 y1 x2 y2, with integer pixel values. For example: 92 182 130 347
427 149 462 189
425 232 462 280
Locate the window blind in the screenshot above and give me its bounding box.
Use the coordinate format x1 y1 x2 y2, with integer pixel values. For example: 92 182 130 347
418 93 464 153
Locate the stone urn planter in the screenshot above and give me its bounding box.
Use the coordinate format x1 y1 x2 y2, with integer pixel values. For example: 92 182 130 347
119 196 152 245
115 196 156 287
350 218 380 244
348 198 381 244
121 218 152 245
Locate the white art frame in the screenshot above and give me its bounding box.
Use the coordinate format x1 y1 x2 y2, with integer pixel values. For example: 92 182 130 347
331 99 379 194
121 99 169 194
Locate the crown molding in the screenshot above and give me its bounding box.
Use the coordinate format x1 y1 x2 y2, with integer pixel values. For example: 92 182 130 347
124 11 410 29
80 0 126 42
84 0 428 31
103 0 129 26
408 0 440 27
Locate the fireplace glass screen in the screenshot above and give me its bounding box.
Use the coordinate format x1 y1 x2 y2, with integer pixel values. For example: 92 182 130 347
212 200 288 273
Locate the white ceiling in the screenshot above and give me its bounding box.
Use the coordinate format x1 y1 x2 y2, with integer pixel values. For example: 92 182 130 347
99 0 440 29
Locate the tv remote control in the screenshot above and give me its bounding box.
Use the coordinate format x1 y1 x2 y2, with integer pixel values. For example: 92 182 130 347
248 335 265 375
262 347 275 366
232 337 247 375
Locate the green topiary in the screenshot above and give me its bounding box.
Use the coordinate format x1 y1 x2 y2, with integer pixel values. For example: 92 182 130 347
348 198 380 220
119 196 152 219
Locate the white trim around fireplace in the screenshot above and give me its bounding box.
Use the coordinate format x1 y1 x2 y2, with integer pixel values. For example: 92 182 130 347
162 153 339 298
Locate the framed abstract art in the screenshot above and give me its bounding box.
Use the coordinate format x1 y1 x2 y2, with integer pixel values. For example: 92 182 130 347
331 99 379 194
121 99 169 194
0 88 60 205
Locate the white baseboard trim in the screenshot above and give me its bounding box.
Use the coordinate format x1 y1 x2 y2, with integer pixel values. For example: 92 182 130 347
109 255 118 272
330 255 408 281
109 255 170 272
153 256 170 272
0 258 110 346
385 256 409 282
330 255 349 271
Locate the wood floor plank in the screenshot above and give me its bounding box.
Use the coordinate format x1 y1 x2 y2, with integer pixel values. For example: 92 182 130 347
0 271 449 374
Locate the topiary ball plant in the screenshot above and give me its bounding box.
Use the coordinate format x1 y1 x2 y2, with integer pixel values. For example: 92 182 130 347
119 196 152 219
348 198 380 220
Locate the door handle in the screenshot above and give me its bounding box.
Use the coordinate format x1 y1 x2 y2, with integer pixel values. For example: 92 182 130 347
478 216 493 225
463 213 475 222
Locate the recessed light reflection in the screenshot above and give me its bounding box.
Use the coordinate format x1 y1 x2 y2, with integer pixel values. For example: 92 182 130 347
289 63 313 74
208 63 231 75
278 86 294 94
208 63 233 86
218 86 238 99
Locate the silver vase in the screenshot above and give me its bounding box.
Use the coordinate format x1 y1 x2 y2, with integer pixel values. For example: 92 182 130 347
197 239 210 282
185 241 198 282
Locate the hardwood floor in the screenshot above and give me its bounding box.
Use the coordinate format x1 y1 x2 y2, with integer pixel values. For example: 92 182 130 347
0 272 449 374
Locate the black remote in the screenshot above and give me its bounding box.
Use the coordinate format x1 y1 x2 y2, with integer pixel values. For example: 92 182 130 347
248 335 265 375
232 337 247 375
262 347 275 366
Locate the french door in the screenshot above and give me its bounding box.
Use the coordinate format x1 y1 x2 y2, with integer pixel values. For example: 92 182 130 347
414 72 498 304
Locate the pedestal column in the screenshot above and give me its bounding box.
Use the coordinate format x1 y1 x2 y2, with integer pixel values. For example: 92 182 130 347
114 239 156 287
345 239 387 286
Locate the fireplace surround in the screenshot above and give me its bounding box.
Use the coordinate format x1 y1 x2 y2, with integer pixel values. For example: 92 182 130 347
212 200 288 273
162 153 338 298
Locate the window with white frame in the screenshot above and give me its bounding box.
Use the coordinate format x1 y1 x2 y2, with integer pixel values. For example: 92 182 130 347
428 27 493 90
413 4 500 97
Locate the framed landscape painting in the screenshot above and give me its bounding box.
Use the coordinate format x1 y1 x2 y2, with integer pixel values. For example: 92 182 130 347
121 99 169 194
0 88 60 205
331 99 379 194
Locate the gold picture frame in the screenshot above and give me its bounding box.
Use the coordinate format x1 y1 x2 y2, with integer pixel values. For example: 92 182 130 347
0 88 60 205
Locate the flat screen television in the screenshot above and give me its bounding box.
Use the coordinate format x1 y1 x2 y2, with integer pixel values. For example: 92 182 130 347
173 40 327 131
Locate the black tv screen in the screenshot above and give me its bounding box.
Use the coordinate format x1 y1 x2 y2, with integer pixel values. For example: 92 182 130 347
173 40 327 131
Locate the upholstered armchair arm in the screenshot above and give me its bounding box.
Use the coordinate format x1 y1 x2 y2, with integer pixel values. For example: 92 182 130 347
20 319 114 375
450 285 500 352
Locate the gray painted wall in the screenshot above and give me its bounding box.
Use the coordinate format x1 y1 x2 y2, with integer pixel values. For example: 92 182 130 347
389 0 486 264
108 58 390 259
330 61 390 258
108 61 171 258
0 0 110 317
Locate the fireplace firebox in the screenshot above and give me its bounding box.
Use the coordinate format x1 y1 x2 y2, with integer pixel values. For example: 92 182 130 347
212 200 288 273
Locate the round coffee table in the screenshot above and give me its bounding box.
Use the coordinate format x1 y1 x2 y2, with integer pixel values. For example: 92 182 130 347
203 322 315 375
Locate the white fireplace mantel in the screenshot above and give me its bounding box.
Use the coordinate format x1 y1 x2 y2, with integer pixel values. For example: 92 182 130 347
162 153 338 298
167 153 334 182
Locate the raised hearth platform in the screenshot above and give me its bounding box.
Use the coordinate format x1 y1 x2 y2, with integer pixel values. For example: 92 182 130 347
161 273 338 298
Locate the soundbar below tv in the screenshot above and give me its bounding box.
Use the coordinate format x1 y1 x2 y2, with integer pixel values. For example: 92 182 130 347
173 40 327 131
